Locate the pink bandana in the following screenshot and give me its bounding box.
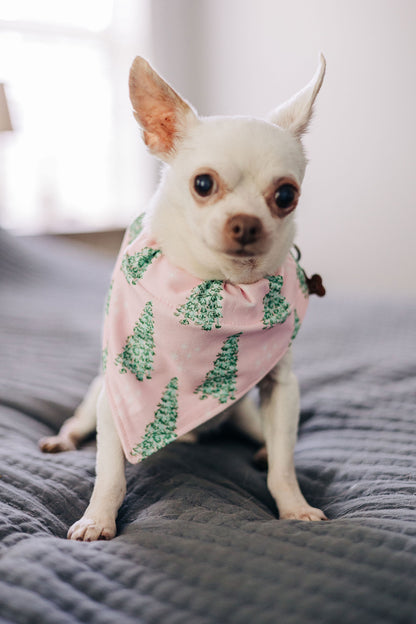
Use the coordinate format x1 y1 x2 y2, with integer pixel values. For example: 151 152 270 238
103 218 309 463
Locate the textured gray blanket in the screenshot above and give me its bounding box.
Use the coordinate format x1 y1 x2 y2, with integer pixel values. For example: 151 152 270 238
0 229 415 623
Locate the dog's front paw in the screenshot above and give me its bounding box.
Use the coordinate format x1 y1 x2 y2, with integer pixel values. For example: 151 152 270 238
67 516 117 541
280 505 328 522
39 435 76 453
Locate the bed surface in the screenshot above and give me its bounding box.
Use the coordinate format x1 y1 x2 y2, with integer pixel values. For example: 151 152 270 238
0 229 415 623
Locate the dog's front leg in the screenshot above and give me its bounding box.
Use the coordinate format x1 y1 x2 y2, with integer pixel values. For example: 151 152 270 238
259 350 327 521
68 388 126 540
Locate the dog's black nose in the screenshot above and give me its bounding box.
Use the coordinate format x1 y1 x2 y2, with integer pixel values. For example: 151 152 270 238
225 214 263 246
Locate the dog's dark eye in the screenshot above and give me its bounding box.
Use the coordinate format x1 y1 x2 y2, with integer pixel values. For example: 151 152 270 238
274 184 297 209
194 174 214 197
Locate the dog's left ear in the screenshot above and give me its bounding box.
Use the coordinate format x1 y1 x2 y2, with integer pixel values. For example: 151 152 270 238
269 54 326 137
129 57 198 161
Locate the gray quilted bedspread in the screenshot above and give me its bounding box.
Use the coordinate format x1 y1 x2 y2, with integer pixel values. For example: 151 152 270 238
0 229 415 623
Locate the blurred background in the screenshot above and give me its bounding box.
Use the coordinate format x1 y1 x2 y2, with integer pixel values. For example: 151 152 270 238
0 0 415 297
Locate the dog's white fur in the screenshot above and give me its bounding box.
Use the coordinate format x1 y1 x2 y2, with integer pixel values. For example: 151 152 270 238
40 55 327 540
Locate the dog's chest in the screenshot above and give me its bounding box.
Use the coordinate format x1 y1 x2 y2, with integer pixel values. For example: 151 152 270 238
102 227 308 463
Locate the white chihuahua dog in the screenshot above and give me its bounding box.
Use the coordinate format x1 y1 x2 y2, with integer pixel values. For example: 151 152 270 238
40 56 327 540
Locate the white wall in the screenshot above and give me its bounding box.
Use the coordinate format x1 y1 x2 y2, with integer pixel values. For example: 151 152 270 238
150 0 416 297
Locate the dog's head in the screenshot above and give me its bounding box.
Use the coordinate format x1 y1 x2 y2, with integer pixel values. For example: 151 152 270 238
129 56 325 284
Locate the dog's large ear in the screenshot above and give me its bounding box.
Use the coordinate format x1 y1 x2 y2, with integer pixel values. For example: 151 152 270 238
269 55 326 138
129 57 198 161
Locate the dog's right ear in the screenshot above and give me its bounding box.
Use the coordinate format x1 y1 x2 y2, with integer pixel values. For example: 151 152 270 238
129 57 198 161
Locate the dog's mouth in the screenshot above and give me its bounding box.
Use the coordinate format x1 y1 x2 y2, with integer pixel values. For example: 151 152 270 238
223 240 269 258
225 247 259 258
203 234 269 261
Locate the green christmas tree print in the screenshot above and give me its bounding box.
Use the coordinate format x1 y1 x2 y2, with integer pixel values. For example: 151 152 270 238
115 301 155 381
262 275 291 329
121 247 161 285
105 280 113 316
131 377 179 459
102 346 108 372
290 310 301 345
175 280 224 331
128 212 145 243
291 253 309 297
194 332 242 404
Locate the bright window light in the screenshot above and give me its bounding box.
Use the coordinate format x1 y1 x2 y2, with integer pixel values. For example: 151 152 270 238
0 0 114 32
0 0 152 233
